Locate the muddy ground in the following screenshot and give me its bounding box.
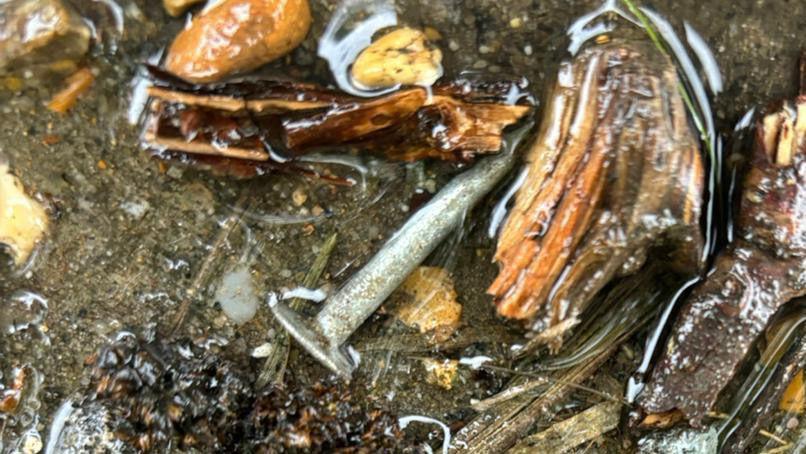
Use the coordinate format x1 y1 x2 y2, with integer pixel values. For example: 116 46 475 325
1 0 805 451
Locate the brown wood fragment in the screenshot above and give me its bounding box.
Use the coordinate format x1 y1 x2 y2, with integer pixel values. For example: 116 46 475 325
639 87 806 427
140 70 531 178
488 38 705 347
47 67 93 113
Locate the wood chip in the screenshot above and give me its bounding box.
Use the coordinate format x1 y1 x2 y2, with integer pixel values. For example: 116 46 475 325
388 266 462 343
780 370 805 414
47 67 94 113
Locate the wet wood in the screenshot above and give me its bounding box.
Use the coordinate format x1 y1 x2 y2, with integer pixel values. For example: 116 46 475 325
454 343 617 453
639 92 806 426
488 39 704 347
141 68 531 178
508 401 621 454
47 67 94 113
722 318 806 453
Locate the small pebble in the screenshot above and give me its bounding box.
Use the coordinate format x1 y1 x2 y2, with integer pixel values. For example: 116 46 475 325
472 60 488 69
292 188 308 206
509 17 523 28
524 44 533 56
251 343 274 358
479 45 492 54
120 200 150 220
448 40 459 51
787 417 799 430
311 205 324 216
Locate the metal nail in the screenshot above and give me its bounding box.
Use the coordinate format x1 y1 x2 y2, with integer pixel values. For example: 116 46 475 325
269 124 532 378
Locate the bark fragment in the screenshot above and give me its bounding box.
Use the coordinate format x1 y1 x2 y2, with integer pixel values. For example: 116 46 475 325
489 39 704 343
639 94 806 426
141 68 531 177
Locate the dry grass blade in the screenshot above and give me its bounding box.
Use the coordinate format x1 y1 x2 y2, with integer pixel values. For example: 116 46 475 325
454 344 617 453
255 232 338 388
508 400 622 454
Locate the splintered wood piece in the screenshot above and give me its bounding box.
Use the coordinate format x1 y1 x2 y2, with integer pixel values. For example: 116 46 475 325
488 39 705 338
141 67 532 177
509 401 621 454
284 88 428 149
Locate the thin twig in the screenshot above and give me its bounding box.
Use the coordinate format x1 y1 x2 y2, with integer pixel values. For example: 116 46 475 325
508 400 622 454
759 430 791 447
708 412 791 446
760 444 793 454
480 364 628 405
472 379 549 412
169 199 246 336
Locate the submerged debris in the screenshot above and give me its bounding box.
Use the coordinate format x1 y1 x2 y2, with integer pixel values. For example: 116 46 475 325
164 0 312 83
142 68 531 177
245 377 403 451
0 163 49 267
47 67 94 113
0 0 91 74
0 367 27 414
489 37 705 345
780 370 805 414
61 331 405 452
639 66 806 425
83 332 252 451
509 400 621 454
387 266 462 343
351 27 443 89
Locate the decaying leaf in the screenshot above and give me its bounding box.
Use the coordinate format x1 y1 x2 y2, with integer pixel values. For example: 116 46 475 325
0 163 48 266
488 38 705 346
780 370 805 414
387 266 462 343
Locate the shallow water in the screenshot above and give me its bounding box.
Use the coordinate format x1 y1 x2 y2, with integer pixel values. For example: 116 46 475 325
1 0 805 451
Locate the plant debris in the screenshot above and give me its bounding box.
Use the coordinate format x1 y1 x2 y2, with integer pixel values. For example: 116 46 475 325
141 67 531 178
509 400 622 453
780 370 805 414
639 76 806 426
47 67 94 113
75 331 406 452
488 38 704 347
